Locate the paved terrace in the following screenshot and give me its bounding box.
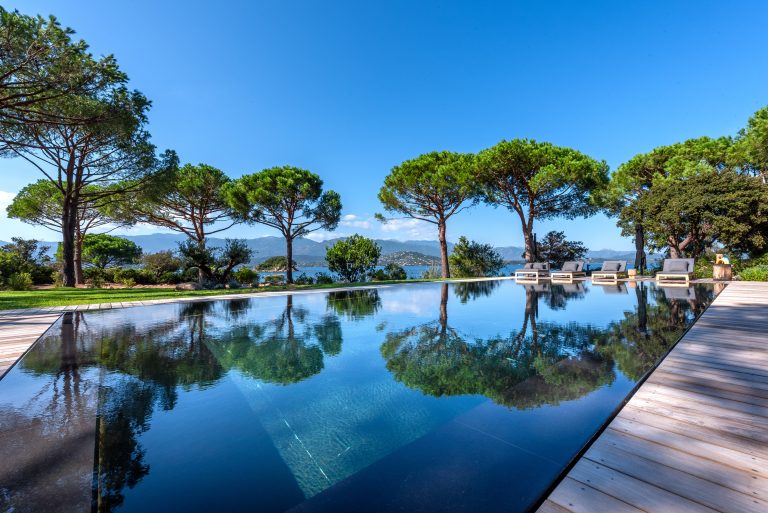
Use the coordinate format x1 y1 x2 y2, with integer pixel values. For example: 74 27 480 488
537 280 768 513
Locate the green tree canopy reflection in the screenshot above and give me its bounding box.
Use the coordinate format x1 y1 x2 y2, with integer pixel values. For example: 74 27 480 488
381 283 613 409
596 284 714 380
209 295 341 384
326 289 382 320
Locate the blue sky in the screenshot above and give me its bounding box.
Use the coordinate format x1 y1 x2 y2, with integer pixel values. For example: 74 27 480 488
2 0 767 249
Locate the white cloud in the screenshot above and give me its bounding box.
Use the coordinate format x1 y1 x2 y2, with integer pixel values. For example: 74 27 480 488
379 218 435 240
0 190 59 241
305 230 346 242
0 190 14 210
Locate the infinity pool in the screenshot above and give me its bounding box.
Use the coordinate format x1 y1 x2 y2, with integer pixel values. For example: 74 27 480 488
0 280 716 513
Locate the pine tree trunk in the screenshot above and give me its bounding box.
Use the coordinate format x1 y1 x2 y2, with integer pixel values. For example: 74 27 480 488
523 229 536 263
286 236 294 284
74 231 84 285
634 223 646 274
439 283 448 333
197 239 206 284
60 197 77 287
438 220 450 278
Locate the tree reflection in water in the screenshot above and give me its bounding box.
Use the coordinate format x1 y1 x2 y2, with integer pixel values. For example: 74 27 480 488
452 280 501 303
326 289 382 320
209 295 329 384
11 304 228 513
209 290 384 384
596 283 715 381
382 282 614 409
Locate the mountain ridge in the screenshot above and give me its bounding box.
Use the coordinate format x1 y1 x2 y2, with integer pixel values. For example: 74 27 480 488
2 234 651 264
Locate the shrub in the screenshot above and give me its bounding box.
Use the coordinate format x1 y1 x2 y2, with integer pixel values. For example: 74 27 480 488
262 275 285 286
227 279 242 289
369 269 388 281
177 238 253 284
30 265 55 285
83 267 106 281
114 268 155 285
734 253 768 273
739 265 768 281
421 264 441 279
86 275 105 289
159 271 184 284
141 250 183 277
7 272 33 291
693 256 715 280
233 267 259 286
119 277 136 288
449 236 504 277
371 263 408 281
314 272 334 285
294 273 314 285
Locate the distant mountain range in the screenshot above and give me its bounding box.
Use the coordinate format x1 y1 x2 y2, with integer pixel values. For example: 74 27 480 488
2 233 659 266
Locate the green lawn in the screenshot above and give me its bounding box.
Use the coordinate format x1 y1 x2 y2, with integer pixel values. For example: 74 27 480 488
0 280 440 310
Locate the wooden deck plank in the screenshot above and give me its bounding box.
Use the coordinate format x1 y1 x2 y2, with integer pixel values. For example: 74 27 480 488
595 430 768 498
569 458 720 513
537 281 768 513
585 442 768 512
0 311 62 379
547 477 644 513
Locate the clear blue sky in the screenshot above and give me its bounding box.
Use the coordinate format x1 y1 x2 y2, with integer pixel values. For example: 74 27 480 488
2 0 767 249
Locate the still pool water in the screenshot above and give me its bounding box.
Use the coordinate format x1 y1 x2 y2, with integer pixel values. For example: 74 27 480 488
0 280 717 513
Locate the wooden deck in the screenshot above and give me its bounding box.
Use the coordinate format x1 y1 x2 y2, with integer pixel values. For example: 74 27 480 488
537 281 768 513
0 309 62 378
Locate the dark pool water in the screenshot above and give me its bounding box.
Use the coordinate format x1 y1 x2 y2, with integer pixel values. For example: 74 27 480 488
0 280 717 513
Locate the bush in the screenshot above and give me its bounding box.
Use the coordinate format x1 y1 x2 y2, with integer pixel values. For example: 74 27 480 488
421 264 441 279
734 253 768 273
30 265 55 285
0 239 54 286
119 277 136 288
449 236 504 278
294 273 314 285
86 275 105 289
159 271 184 284
262 275 286 286
114 268 156 285
141 250 183 277
371 263 407 281
233 267 259 286
739 265 768 281
314 272 334 285
83 267 106 281
693 256 715 280
227 279 242 289
7 272 33 291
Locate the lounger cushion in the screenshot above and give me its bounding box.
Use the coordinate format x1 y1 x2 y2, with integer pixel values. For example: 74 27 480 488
561 262 578 272
666 260 689 272
523 263 533 269
602 262 620 272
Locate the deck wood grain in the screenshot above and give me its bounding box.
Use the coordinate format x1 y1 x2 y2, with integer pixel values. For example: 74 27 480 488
537 281 768 513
